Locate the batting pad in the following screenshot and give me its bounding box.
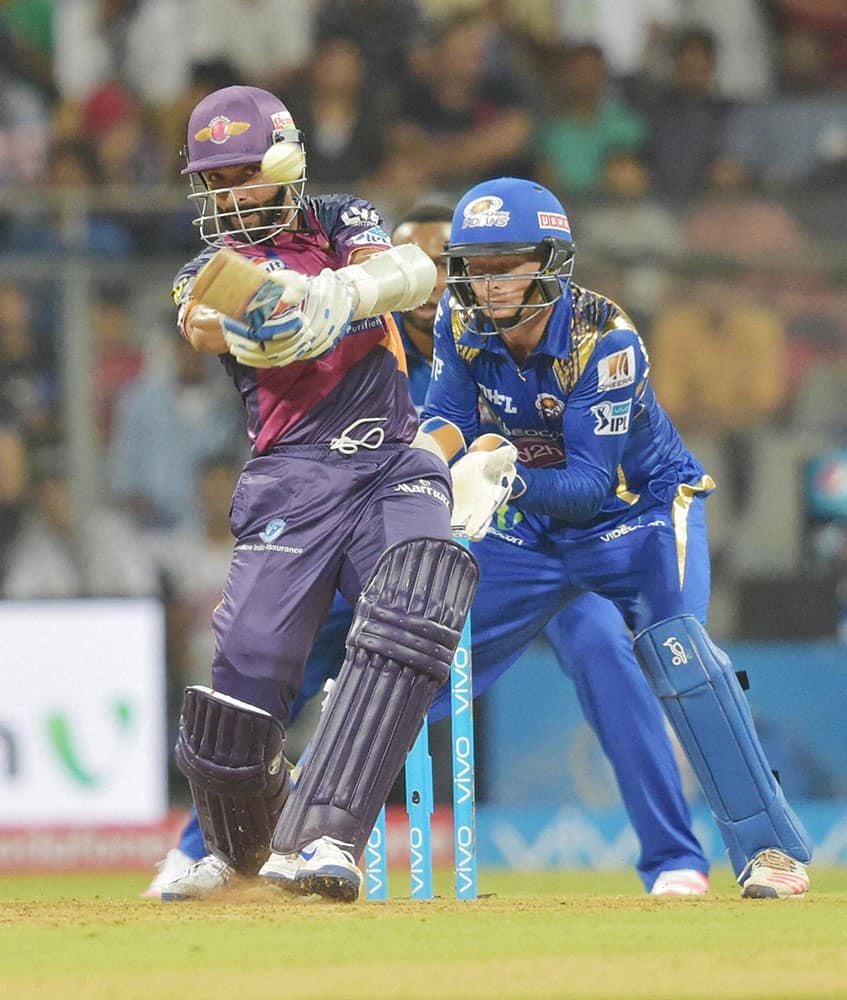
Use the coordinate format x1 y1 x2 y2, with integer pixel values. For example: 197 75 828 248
634 615 812 877
272 537 478 859
175 686 290 874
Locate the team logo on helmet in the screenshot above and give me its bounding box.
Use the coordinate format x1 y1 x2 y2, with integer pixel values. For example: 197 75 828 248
535 393 565 419
462 195 510 229
193 115 252 144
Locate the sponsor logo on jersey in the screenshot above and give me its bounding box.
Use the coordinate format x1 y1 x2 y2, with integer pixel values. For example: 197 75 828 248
537 211 570 232
462 196 510 229
515 438 566 468
535 393 565 419
591 399 631 435
487 526 524 546
509 427 559 438
348 226 392 247
341 205 381 228
194 115 251 144
480 384 517 413
394 479 450 507
259 518 287 542
599 519 666 542
597 347 635 391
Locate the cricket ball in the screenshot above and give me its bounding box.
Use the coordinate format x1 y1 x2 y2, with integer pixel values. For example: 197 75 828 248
260 142 305 184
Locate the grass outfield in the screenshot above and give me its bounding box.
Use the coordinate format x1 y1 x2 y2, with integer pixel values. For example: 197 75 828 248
2 868 846 1000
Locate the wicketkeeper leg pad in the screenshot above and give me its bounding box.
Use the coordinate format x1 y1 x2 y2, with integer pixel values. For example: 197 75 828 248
634 615 812 877
272 537 478 858
175 686 290 874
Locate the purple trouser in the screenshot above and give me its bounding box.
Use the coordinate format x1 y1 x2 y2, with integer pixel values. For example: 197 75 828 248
211 443 452 723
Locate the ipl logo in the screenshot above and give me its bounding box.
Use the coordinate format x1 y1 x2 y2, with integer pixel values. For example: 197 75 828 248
663 636 689 666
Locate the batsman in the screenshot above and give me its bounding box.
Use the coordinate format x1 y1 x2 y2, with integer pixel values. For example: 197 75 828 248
164 86 515 902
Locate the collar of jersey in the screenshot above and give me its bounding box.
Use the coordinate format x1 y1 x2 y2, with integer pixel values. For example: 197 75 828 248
457 288 573 360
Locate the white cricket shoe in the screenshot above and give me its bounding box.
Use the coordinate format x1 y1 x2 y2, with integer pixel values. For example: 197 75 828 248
650 869 709 896
739 848 810 899
160 853 239 901
141 848 195 898
260 836 362 903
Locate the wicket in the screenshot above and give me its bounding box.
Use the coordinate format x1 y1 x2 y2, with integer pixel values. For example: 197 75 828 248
364 556 477 901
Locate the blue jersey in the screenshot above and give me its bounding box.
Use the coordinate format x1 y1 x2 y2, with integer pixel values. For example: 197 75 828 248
424 283 712 538
394 312 432 412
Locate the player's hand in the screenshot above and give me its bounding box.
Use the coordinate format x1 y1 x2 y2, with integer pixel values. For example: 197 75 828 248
297 267 357 354
225 268 357 367
222 313 307 368
450 435 518 541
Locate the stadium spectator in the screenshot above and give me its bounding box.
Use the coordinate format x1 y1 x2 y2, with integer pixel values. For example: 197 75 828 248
721 30 847 190
381 11 534 197
0 281 58 446
91 283 144 439
769 0 847 88
551 0 678 86
108 333 244 529
0 39 50 189
0 394 27 588
638 28 736 200
286 35 387 186
2 137 136 257
186 0 314 95
575 147 683 326
314 0 426 113
534 43 648 197
2 449 159 599
149 454 242 689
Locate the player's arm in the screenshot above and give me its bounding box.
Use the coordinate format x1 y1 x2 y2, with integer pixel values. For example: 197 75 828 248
173 256 229 355
513 332 646 522
420 297 481 443
190 242 436 368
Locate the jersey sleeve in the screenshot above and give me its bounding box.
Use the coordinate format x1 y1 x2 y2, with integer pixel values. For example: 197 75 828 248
421 294 481 443
516 328 648 522
172 245 219 340
313 194 393 264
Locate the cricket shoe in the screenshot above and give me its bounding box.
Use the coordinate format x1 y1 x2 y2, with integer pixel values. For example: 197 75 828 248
260 836 362 903
160 853 240 901
141 848 195 898
739 849 810 899
650 869 709 896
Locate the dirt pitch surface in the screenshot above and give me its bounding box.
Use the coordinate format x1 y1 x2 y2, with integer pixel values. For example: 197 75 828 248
2 868 846 1000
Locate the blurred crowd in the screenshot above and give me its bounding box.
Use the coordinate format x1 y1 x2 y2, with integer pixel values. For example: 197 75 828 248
1 0 847 679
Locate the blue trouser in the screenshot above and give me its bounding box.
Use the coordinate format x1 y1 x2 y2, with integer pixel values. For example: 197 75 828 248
427 495 809 878
180 586 706 889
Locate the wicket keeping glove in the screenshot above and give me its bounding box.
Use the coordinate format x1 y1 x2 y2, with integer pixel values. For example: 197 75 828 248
450 434 518 541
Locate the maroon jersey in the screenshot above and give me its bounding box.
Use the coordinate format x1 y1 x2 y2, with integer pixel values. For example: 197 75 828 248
173 194 417 455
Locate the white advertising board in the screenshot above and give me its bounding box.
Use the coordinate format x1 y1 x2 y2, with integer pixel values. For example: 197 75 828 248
0 599 167 825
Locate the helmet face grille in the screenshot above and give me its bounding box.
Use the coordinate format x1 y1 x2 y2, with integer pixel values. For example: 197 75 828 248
187 169 307 245
446 238 575 331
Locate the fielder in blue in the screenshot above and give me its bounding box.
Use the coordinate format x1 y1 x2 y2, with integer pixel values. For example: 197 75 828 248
422 176 812 899
148 204 712 898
